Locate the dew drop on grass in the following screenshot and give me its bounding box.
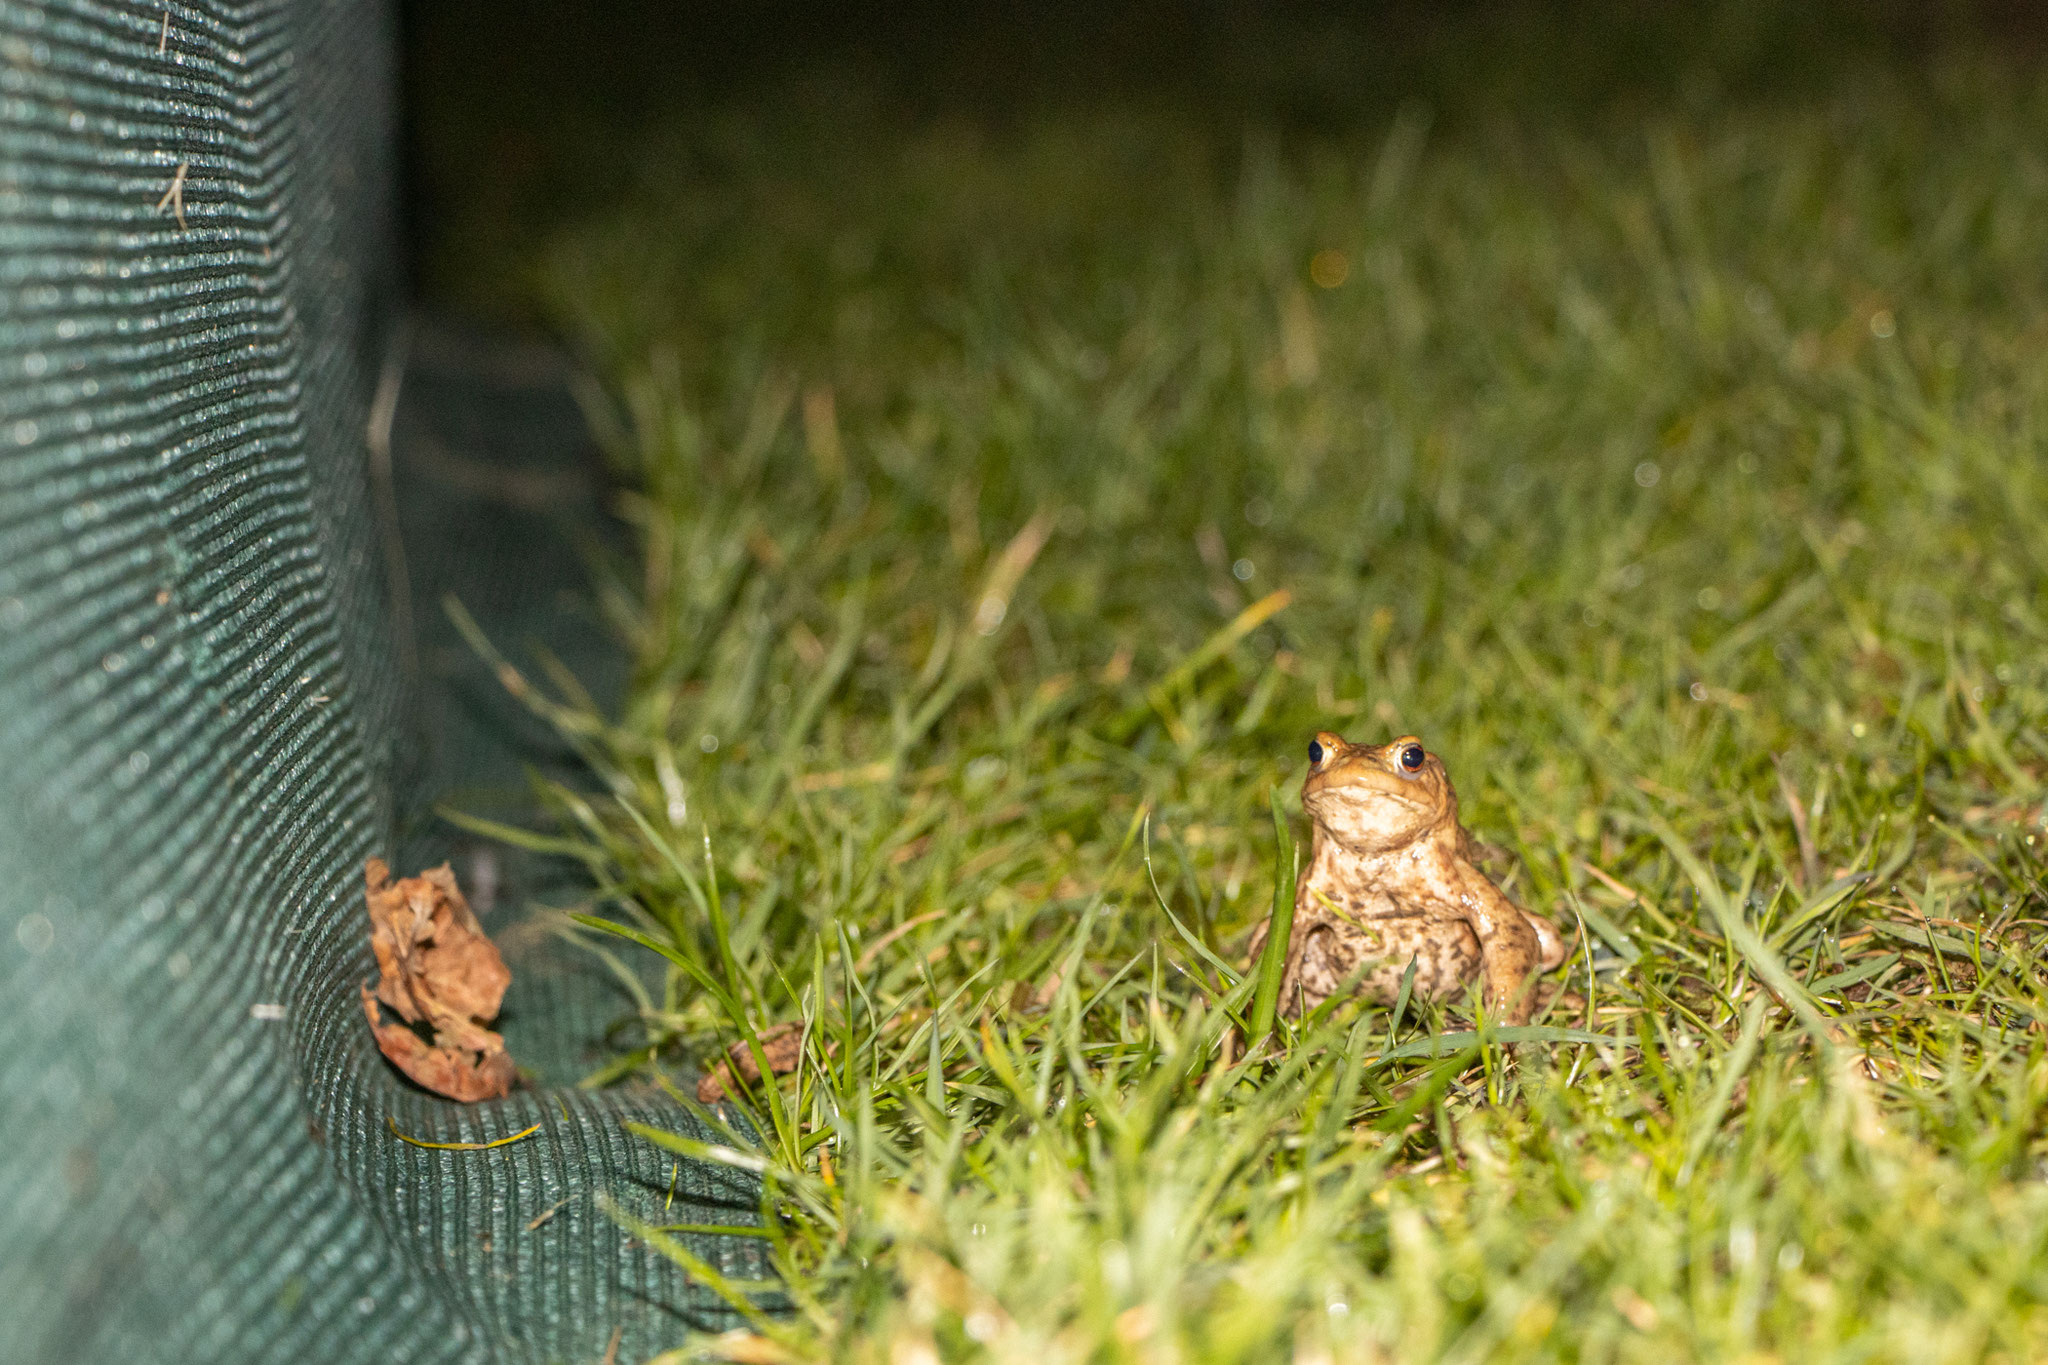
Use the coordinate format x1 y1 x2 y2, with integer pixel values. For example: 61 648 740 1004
1634 461 1661 488
1232 558 1255 581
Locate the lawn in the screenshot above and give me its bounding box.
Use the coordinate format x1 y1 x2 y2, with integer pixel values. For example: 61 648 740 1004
452 12 2048 1361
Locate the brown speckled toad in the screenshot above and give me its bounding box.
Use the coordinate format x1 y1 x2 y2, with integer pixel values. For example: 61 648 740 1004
1249 731 1567 1025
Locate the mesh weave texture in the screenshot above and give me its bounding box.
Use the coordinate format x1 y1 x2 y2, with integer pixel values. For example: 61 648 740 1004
0 4 760 1361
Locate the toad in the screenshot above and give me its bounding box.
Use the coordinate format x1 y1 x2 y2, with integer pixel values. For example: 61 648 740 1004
1249 731 1567 1025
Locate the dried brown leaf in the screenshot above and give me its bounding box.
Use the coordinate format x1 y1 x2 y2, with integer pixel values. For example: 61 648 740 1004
359 858 515 1102
697 1022 805 1103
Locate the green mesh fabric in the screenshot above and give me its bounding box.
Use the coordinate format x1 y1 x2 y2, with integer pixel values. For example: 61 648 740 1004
0 5 760 1361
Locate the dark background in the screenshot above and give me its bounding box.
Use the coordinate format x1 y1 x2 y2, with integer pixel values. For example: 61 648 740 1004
399 0 2042 321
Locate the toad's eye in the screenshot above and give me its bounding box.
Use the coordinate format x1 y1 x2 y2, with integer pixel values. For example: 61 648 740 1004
1399 744 1426 773
1308 739 1325 766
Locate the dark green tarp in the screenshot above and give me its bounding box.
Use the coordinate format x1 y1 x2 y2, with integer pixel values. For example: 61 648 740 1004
0 3 759 1360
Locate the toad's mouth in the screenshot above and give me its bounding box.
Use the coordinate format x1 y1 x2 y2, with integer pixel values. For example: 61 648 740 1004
1306 770 1429 811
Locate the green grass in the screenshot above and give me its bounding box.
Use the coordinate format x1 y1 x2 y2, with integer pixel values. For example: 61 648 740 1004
472 25 2048 1363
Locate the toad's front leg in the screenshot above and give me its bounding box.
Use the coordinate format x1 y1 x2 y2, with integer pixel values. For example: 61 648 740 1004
1452 866 1544 1026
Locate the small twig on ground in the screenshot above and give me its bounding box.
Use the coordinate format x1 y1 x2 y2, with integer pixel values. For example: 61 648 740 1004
155 159 190 230
525 1196 572 1231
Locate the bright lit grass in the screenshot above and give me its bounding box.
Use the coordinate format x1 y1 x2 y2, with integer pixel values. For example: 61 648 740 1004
482 39 2048 1363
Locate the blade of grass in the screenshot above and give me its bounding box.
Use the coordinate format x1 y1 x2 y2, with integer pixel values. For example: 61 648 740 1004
1248 785 1298 1046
